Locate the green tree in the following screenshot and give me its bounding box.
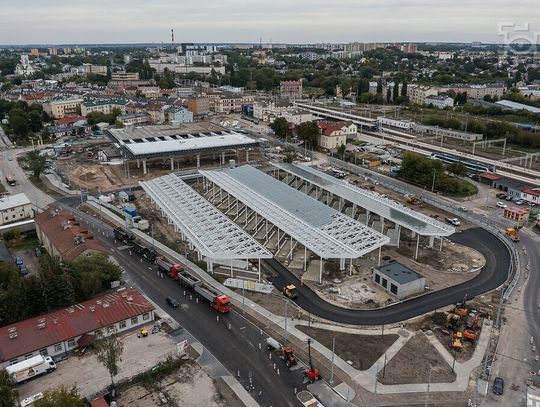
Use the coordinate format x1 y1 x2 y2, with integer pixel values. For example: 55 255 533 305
38 255 75 310
25 150 46 179
393 81 400 102
67 254 122 301
34 385 85 407
296 121 320 149
336 143 346 160
0 369 17 407
269 117 290 139
446 162 467 176
8 109 30 139
283 148 297 163
376 78 383 94
386 87 391 103
95 331 124 387
28 110 43 132
357 78 370 94
401 81 408 98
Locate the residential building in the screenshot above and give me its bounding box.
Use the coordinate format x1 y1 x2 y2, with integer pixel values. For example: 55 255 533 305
46 98 84 119
425 95 454 109
30 49 39 56
117 113 151 126
280 80 303 98
187 97 210 115
0 288 155 368
83 64 108 76
0 194 34 226
35 208 108 262
318 121 347 150
166 107 193 124
407 85 438 105
433 84 506 99
111 71 139 81
147 104 167 124
15 55 36 77
81 98 128 116
212 96 255 114
373 261 425 300
281 108 314 125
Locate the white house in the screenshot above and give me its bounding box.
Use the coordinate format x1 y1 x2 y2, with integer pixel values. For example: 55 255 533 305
425 95 454 109
0 193 34 226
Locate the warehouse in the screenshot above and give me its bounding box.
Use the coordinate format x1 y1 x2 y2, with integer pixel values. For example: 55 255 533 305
107 123 259 174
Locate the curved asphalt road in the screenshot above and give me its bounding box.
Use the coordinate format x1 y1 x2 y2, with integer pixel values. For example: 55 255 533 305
266 227 510 325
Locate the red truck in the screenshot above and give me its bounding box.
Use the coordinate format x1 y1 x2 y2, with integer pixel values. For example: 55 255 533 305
177 269 230 314
157 258 184 279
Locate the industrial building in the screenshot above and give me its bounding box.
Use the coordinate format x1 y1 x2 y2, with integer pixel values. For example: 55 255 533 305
0 193 34 226
106 123 260 174
373 261 425 299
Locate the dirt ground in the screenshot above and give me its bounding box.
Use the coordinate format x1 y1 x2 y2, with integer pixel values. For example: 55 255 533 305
116 361 243 407
18 326 179 401
296 326 398 370
378 332 456 385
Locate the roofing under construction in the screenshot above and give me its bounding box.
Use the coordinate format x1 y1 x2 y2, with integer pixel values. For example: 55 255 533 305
140 174 272 260
200 165 389 259
107 124 259 159
271 162 455 237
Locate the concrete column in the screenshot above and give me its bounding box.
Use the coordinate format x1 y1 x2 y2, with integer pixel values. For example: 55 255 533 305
396 225 401 248
246 149 249 162
222 152 225 165
428 236 435 248
289 237 293 260
142 159 147 175
440 237 443 252
349 258 353 276
319 257 323 284
365 210 370 226
378 246 382 266
170 157 174 170
380 216 385 233
136 159 140 169
230 260 234 277
304 246 307 271
415 234 420 259
196 154 200 168
339 257 345 270
258 258 261 282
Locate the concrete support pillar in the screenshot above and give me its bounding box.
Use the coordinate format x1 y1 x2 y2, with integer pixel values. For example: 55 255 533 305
222 152 225 165
415 234 420 259
258 258 261 282
142 159 147 175
196 154 200 168
380 216 385 233
246 149 249 162
230 260 234 277
365 210 370 226
440 237 444 252
289 237 293 260
428 236 435 248
170 157 174 171
396 225 401 248
339 257 345 270
378 246 382 267
136 159 140 169
352 203 357 217
319 257 323 284
304 246 307 271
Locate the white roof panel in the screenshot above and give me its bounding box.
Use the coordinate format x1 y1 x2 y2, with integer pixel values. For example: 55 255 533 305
140 175 272 260
200 165 389 259
0 193 31 211
272 163 454 236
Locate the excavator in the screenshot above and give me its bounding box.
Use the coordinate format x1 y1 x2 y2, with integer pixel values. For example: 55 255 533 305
506 225 522 242
451 331 464 350
463 312 482 342
453 297 468 318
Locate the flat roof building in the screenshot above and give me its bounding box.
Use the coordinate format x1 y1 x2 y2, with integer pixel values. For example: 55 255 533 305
0 193 34 226
373 261 425 300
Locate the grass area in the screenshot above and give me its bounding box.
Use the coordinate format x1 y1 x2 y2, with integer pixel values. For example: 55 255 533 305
4 234 40 250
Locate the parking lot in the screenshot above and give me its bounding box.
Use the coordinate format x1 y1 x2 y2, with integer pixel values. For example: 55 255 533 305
17 325 178 401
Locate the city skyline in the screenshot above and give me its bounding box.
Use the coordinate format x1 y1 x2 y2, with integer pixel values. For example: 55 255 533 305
1 0 536 45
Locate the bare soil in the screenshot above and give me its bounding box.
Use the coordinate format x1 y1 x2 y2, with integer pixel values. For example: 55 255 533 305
378 332 456 385
296 326 398 370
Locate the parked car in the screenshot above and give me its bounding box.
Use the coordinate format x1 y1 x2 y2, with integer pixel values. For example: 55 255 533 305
496 202 508 209
18 265 28 275
166 297 179 308
14 257 23 266
34 247 42 257
445 217 461 226
457 206 468 212
515 199 525 205
496 193 507 199
505 195 514 201
493 377 504 395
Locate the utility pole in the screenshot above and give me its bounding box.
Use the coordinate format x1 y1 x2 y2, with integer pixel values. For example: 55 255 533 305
371 362 378 407
431 168 437 193
284 299 288 341
424 363 432 407
330 336 336 384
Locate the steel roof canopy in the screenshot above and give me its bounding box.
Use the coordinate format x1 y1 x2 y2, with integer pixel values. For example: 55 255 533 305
272 162 455 237
140 175 272 260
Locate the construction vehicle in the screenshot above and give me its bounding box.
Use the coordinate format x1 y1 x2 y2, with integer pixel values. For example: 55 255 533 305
157 257 185 279
266 337 298 368
113 227 134 244
446 313 461 330
451 331 464 350
506 226 521 242
176 269 231 313
405 194 422 205
303 338 320 383
283 284 298 300
453 297 468 318
132 241 156 262
463 312 482 342
5 174 16 186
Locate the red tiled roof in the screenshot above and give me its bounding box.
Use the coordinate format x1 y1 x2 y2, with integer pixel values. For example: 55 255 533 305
91 396 109 407
318 121 342 137
21 92 48 101
55 115 86 126
523 188 540 197
35 208 107 261
0 288 154 362
480 172 502 181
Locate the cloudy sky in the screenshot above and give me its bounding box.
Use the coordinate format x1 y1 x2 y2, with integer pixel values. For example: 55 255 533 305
0 0 535 45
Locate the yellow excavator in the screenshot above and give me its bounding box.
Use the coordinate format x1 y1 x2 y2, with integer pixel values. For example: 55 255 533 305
506 225 522 242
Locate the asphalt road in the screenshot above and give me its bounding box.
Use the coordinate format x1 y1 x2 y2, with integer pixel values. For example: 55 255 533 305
70 210 306 407
265 227 510 325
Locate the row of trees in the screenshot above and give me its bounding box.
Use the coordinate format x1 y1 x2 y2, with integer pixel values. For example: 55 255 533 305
399 152 478 196
0 100 51 142
86 107 122 126
0 253 122 327
270 118 320 149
